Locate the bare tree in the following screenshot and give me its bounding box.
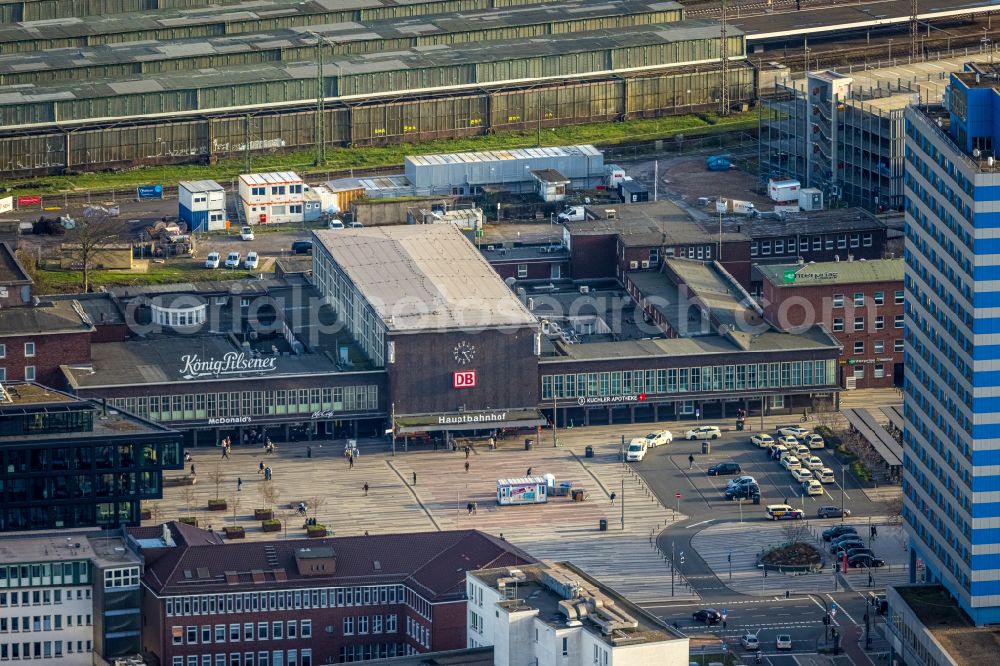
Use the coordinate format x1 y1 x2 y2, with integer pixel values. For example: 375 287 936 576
208 463 225 500
230 494 241 526
66 209 122 293
144 500 162 523
260 483 280 512
180 487 196 515
308 495 326 522
885 495 903 525
781 521 810 544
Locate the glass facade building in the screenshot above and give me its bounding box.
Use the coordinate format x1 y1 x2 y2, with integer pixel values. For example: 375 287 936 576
0 384 182 533
902 64 1000 625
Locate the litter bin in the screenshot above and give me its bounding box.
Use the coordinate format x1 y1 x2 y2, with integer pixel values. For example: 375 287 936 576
599 518 607 531
752 494 761 505
701 441 711 454
585 445 594 458
524 439 534 451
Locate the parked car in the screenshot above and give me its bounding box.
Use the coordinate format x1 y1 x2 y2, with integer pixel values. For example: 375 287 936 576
240 226 254 241
327 219 345 229
225 251 241 268
625 441 648 462
643 430 673 447
348 221 364 228
777 435 799 447
686 426 721 440
741 633 760 650
794 444 810 458
822 524 857 541
726 483 760 501
770 444 789 459
849 554 886 568
778 426 810 438
291 240 313 255
817 506 851 519
775 634 792 650
727 475 757 488
804 433 826 449
708 462 742 476
750 433 774 447
803 479 824 496
204 251 221 269
692 609 722 625
805 455 824 470
781 456 802 471
830 540 865 555
790 468 813 483
818 467 836 484
841 546 875 559
244 251 259 269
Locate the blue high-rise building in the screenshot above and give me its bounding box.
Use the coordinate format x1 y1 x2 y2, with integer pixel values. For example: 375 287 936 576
903 62 1000 625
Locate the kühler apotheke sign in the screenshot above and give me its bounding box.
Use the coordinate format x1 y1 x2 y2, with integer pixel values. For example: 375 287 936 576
179 352 278 379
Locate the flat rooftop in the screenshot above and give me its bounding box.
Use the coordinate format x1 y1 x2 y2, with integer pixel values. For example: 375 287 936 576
470 561 682 647
726 207 887 238
895 585 1000 664
0 298 94 336
570 200 749 246
407 145 600 168
313 225 537 333
0 382 75 407
758 258 904 287
0 532 96 564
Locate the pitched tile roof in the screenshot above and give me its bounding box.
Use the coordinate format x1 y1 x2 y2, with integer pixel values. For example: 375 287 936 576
138 523 535 602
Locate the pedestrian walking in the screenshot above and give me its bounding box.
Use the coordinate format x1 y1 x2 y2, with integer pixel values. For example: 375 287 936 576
221 445 228 459
258 461 265 475
412 472 417 486
464 461 470 473
363 482 369 496
465 445 470 459
688 454 694 469
467 502 473 515
190 463 196 476
610 491 617 506
237 477 242 492
264 466 271 481
488 436 495 450
526 467 532 476
871 524 878 539
348 454 354 469
472 501 478 515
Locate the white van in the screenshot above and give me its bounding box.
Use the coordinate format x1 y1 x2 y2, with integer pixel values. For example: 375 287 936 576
625 440 648 462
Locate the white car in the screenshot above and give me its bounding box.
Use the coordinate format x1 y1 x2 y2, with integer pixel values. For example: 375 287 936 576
727 475 757 488
804 433 826 449
790 468 813 483
818 467 836 484
643 430 673 447
803 479 824 496
805 455 825 470
776 634 792 650
778 426 810 438
244 251 259 269
625 441 647 462
224 251 241 268
328 219 345 229
781 456 802 471
750 433 774 447
685 426 722 440
240 226 254 241
777 435 799 448
741 633 760 650
204 251 220 269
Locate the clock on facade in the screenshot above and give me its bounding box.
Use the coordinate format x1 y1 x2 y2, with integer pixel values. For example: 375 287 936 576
453 341 476 365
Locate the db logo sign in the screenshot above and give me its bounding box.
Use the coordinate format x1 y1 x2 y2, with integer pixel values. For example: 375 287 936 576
453 370 477 388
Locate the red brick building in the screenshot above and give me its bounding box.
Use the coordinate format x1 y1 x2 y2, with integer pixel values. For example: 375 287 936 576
758 259 904 389
131 522 535 666
0 242 94 386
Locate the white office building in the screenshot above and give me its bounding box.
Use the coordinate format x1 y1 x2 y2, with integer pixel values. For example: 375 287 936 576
466 562 688 666
238 172 307 225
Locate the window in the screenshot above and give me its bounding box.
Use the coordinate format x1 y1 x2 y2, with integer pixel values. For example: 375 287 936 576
516 264 527 279
832 318 844 332
825 237 834 250
850 233 860 248
837 235 847 249
24 366 35 381
258 623 268 640
287 621 296 639
832 294 844 308
774 239 784 254
24 342 34 357
0 344 5 358
894 314 904 328
172 627 184 645
874 340 885 354
562 637 569 657
272 622 282 639
343 617 353 636
854 341 864 355
895 339 904 353
874 291 884 305
300 620 311 638
187 626 198 644
761 240 771 255
854 293 864 306
216 625 226 642
230 624 240 641
812 236 822 251
863 233 873 247
203 626 212 643
874 364 885 379
750 241 758 257
894 290 904 305
853 366 864 379
854 317 865 331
